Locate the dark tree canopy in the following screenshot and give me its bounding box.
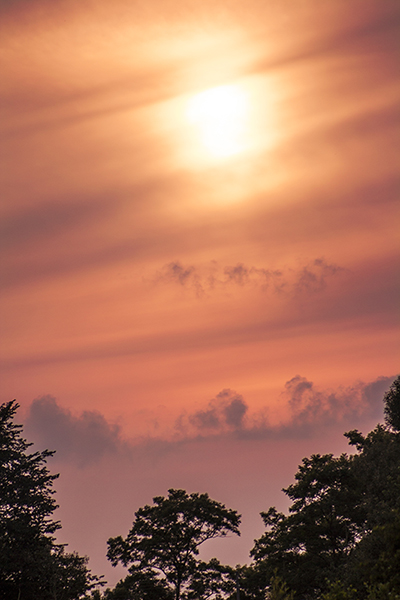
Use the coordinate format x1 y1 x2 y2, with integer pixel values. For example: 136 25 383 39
101 569 174 600
0 400 103 600
5 375 399 600
249 377 400 600
185 558 236 600
107 488 240 600
383 375 400 431
250 453 365 598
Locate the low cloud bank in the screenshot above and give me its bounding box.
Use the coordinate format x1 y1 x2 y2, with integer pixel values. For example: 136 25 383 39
25 395 127 467
24 375 396 467
175 375 395 441
270 374 394 438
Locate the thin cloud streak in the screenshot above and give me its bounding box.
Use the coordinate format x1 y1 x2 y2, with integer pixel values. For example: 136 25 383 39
155 258 344 296
2 253 398 373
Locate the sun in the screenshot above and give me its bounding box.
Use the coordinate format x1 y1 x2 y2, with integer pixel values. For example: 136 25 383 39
186 85 249 158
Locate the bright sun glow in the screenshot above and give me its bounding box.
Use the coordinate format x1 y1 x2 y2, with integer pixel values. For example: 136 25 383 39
186 85 249 158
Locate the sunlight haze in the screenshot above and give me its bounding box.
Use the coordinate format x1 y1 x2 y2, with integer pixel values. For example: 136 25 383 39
187 85 249 157
1 0 398 587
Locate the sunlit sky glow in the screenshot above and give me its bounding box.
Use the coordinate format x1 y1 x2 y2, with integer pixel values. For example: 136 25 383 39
1 0 399 586
186 85 249 157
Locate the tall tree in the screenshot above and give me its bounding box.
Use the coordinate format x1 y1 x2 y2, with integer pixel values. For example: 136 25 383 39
250 453 363 599
383 375 400 432
0 400 102 600
250 376 400 600
107 488 240 600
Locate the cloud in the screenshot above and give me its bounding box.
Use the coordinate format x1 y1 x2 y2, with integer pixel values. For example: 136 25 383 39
223 392 248 429
158 261 204 296
25 395 127 467
155 258 344 297
295 259 343 293
187 389 248 433
178 375 397 442
23 375 397 468
275 374 396 436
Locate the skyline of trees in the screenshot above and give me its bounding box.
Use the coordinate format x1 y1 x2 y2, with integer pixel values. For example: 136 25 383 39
1 375 399 599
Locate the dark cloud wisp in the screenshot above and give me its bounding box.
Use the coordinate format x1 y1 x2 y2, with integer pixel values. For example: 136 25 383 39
155 258 345 297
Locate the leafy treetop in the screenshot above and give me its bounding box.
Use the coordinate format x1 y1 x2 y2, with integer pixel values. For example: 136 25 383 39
0 400 103 600
107 488 241 600
249 376 400 600
383 375 400 432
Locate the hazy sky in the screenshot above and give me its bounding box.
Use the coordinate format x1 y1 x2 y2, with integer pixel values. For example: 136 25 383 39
1 0 399 586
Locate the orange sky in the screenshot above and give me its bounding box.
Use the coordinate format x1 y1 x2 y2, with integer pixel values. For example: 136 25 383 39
1 0 399 586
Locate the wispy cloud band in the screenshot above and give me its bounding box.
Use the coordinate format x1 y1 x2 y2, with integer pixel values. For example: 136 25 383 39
154 258 345 297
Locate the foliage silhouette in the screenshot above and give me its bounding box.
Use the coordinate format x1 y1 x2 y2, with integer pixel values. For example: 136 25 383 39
185 558 236 600
266 572 294 600
4 375 399 599
0 400 103 600
249 375 400 599
383 375 400 432
107 488 240 600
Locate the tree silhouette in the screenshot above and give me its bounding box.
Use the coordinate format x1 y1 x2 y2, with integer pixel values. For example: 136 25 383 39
107 488 240 600
250 376 400 599
383 375 400 431
0 400 103 599
250 453 363 598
